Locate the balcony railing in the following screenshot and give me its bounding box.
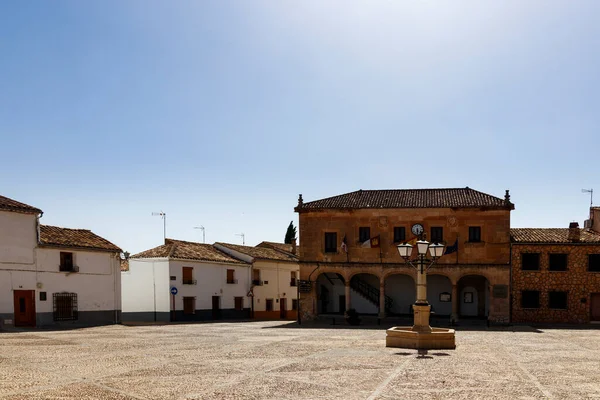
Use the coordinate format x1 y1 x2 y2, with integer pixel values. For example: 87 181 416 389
252 279 263 286
182 279 197 285
60 265 79 273
226 279 238 284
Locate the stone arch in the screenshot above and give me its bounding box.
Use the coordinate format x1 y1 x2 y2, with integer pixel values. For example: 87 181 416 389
384 273 415 316
457 274 489 318
315 272 345 315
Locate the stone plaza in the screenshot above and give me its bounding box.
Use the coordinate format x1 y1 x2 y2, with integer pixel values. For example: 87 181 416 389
1 321 599 399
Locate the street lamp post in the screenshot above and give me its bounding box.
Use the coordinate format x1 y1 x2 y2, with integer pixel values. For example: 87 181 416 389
397 239 445 333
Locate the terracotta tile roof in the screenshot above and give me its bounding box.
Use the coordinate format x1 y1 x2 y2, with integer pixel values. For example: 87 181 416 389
39 225 121 252
131 239 246 264
511 228 600 244
0 194 42 214
120 259 129 271
297 188 512 210
215 242 298 262
256 241 294 254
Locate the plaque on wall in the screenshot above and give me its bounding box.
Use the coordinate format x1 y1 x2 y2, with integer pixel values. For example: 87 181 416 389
379 216 388 228
298 280 312 293
439 292 451 302
493 285 508 299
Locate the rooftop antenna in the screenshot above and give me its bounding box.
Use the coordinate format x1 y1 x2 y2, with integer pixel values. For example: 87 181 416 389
194 226 205 243
582 189 593 206
235 233 245 245
152 211 166 241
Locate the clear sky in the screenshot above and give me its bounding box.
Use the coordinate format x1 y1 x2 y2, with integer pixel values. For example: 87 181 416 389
1 1 599 254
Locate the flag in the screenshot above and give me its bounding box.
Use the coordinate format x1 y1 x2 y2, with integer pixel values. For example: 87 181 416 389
361 235 381 248
444 238 459 255
340 235 348 253
405 236 418 246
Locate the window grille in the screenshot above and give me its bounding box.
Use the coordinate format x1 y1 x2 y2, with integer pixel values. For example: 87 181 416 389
53 293 78 321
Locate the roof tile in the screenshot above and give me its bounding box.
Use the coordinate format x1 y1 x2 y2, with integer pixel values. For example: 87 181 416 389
131 239 246 264
0 194 42 214
216 242 298 262
40 225 121 252
511 228 600 244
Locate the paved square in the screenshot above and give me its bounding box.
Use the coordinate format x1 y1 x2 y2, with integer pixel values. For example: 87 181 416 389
1 321 599 399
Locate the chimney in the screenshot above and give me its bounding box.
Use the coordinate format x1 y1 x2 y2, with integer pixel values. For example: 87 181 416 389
568 222 580 242
291 238 297 255
591 207 600 233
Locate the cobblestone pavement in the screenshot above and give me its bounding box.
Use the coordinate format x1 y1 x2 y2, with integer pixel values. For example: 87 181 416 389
1 321 600 399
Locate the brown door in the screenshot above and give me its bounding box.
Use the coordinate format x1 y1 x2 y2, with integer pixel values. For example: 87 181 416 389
591 293 600 321
280 298 287 319
13 290 36 327
212 296 221 319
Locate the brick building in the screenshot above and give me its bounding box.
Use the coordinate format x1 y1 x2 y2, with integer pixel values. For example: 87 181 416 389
295 188 514 324
510 207 600 324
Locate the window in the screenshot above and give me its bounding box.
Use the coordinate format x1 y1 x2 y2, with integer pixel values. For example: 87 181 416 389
292 299 298 310
324 232 337 253
521 291 540 309
266 299 274 312
359 227 371 243
59 252 74 272
290 271 297 287
183 297 195 314
549 254 568 271
521 253 540 271
589 254 600 272
53 293 78 321
226 269 237 284
182 267 196 284
234 297 244 311
468 227 481 243
430 227 443 243
548 291 568 309
252 269 262 285
393 227 406 243
40 292 47 301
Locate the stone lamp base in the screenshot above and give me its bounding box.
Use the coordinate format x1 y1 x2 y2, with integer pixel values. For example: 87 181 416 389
386 304 456 350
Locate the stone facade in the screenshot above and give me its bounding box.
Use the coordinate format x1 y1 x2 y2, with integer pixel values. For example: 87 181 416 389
511 243 600 323
297 202 513 324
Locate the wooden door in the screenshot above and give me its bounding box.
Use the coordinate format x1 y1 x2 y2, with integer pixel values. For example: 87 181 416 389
591 293 600 321
339 295 346 314
13 290 36 327
212 296 221 319
280 298 287 319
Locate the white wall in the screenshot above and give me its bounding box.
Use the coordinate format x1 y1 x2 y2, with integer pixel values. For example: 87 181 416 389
122 259 170 314
168 260 250 311
0 211 37 267
350 274 380 314
252 260 299 312
427 275 453 316
385 274 415 315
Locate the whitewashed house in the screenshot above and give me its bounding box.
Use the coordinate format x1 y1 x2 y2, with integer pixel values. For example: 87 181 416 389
0 194 122 328
122 239 251 322
214 242 299 320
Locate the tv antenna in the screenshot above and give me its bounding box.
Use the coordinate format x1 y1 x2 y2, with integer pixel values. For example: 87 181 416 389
194 226 205 243
582 189 594 206
152 211 166 241
235 233 245 245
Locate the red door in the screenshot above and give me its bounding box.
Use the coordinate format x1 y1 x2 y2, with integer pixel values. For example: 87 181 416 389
591 294 600 322
280 298 287 319
13 290 36 327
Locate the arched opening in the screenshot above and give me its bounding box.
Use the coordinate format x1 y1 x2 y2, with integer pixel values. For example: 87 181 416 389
316 273 345 315
349 273 382 315
457 275 489 318
427 274 453 317
384 274 415 316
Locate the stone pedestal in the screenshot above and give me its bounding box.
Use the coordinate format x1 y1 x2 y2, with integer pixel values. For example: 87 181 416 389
386 303 456 350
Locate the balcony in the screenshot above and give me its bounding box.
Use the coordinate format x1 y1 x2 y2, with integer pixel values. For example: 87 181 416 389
182 279 197 285
290 279 297 287
60 265 79 273
226 279 238 284
252 279 263 286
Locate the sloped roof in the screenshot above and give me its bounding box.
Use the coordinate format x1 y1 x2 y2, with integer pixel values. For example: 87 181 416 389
131 239 246 264
215 242 298 262
511 228 600 244
0 194 42 214
120 259 129 271
39 225 121 252
297 188 512 210
256 241 294 254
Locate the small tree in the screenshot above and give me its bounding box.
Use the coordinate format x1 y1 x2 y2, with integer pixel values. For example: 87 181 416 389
284 221 297 244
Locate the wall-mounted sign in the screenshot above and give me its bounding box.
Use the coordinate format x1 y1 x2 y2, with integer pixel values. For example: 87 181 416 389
464 292 473 303
298 280 312 294
439 292 451 302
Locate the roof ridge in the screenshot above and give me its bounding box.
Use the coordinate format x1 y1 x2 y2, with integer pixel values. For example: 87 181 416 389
41 224 92 232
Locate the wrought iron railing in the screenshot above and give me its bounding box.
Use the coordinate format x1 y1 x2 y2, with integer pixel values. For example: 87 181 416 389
53 293 78 321
350 277 393 312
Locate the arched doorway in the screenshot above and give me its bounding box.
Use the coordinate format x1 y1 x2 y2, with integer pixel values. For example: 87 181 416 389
349 273 382 315
427 275 453 317
316 273 345 315
457 275 489 318
384 274 415 316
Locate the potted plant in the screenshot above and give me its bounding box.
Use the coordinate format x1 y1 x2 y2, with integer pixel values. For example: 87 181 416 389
345 308 361 326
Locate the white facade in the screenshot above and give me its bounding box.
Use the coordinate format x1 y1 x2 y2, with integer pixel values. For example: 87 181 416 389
0 210 121 328
122 258 251 322
251 259 299 317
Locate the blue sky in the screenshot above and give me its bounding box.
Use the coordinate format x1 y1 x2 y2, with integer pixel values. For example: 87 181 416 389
1 1 599 253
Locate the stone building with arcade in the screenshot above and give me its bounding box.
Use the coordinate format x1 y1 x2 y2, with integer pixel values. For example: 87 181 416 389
295 187 514 324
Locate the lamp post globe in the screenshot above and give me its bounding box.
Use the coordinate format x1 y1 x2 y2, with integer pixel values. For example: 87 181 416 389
416 240 429 256
397 243 413 259
429 242 445 259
